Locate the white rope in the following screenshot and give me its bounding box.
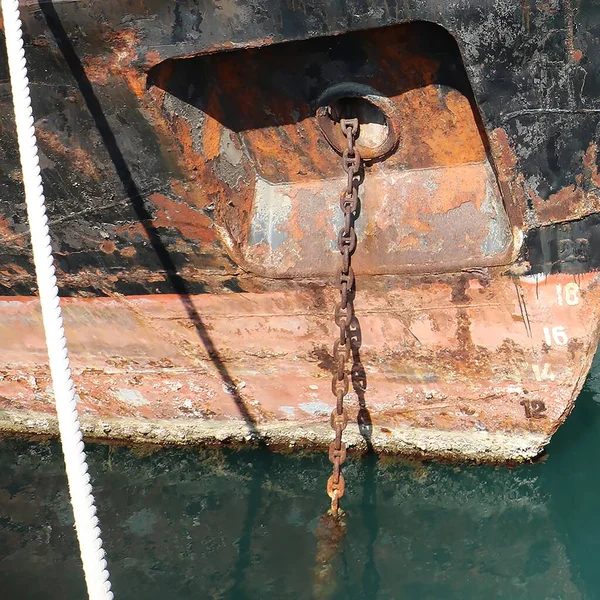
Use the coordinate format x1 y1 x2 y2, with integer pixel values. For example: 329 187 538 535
1 2 113 598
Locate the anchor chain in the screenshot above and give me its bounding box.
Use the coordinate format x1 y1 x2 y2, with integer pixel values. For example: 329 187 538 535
327 117 362 516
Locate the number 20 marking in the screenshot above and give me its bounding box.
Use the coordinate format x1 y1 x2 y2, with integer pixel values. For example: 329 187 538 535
556 283 580 306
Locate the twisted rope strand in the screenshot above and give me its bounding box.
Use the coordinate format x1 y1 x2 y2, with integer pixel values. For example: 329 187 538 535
1 2 113 598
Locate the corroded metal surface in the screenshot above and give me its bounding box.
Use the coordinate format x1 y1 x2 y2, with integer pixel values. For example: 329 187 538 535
0 5 598 294
1 2 600 460
1 270 598 461
243 163 511 277
142 23 514 278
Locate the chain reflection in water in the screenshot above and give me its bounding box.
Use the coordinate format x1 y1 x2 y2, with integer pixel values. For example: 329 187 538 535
313 513 347 599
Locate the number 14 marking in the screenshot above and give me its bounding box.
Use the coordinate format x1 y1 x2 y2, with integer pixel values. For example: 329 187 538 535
531 363 555 382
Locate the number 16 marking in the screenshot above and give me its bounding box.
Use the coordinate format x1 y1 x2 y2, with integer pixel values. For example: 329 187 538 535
543 326 568 346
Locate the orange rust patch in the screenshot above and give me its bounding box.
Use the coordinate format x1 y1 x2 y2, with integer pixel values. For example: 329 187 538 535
137 85 236 250
399 235 420 249
147 193 215 243
405 87 486 167
144 91 236 238
489 127 527 227
122 69 146 100
100 52 235 254
490 128 518 172
83 55 111 85
0 215 14 241
116 221 151 241
144 50 164 72
202 91 223 161
0 264 30 282
170 115 198 173
120 246 137 258
403 217 434 233
84 28 146 99
36 128 100 180
532 185 600 224
100 241 116 254
529 141 600 225
583 142 600 188
202 115 221 161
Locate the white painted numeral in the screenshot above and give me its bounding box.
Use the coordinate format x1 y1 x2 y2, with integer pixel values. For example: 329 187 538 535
531 363 555 382
556 283 580 306
564 282 580 306
543 326 568 346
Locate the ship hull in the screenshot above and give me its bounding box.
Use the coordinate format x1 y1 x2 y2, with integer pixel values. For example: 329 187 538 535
2 2 600 461
2 269 598 462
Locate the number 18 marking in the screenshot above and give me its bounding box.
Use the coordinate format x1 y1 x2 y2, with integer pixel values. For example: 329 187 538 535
556 283 580 306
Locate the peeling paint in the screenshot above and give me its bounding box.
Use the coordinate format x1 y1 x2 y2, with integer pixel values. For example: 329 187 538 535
298 402 332 416
116 389 149 406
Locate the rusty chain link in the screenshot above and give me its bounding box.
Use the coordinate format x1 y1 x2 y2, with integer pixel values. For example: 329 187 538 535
327 117 362 516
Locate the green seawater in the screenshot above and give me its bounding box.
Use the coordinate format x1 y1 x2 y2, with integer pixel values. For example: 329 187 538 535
4 359 600 600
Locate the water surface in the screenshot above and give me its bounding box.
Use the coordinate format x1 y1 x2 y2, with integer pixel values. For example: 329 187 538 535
3 359 600 599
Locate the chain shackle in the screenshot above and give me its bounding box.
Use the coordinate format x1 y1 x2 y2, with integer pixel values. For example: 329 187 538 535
340 117 359 138
340 187 359 214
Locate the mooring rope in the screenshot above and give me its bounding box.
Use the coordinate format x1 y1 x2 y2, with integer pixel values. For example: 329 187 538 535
1 2 113 598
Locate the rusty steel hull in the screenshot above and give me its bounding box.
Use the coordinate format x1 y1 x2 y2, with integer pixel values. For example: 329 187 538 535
1 270 599 462
1 2 600 460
